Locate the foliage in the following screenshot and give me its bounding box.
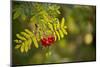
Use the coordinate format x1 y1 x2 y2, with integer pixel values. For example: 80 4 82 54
14 29 38 53
12 1 96 65
13 2 68 53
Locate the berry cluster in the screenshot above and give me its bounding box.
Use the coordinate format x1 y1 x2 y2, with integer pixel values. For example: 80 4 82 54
41 36 55 47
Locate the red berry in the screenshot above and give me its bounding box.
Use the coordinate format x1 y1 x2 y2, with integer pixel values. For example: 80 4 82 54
48 37 52 44
41 38 48 47
45 40 50 45
41 36 55 47
48 36 55 43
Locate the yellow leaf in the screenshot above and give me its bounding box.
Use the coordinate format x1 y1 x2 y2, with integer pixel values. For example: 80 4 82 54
48 23 53 31
21 32 30 38
62 28 68 35
55 31 60 40
15 45 21 49
14 40 21 43
54 24 57 30
20 43 25 53
59 29 64 38
57 20 60 28
32 34 39 48
14 40 19 43
28 39 32 49
61 17 65 28
24 41 29 53
16 34 26 40
47 30 52 34
53 32 57 41
25 29 33 36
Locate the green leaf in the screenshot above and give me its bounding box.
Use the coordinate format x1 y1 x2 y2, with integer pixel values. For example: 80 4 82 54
30 16 36 22
21 14 26 21
57 10 60 14
13 11 20 20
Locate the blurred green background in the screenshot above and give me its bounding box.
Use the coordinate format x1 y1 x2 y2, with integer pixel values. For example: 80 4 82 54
12 1 96 65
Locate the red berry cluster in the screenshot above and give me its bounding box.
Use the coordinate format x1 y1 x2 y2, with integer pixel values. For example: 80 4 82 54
41 36 55 47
